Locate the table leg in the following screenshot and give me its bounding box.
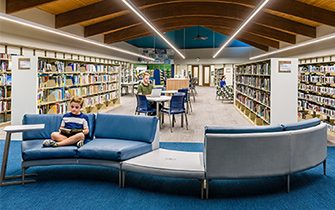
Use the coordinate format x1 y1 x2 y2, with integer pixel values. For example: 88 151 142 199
0 132 11 186
0 132 36 186
156 102 161 127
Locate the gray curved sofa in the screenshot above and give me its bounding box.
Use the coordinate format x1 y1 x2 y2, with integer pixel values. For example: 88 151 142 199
122 118 327 199
203 118 327 198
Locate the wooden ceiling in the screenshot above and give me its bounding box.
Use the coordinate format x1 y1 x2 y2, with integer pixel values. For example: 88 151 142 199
6 0 335 52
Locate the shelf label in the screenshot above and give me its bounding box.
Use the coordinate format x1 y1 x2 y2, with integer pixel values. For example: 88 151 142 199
278 61 292 73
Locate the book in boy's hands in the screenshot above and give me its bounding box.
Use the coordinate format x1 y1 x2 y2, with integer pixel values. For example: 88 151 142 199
60 128 83 136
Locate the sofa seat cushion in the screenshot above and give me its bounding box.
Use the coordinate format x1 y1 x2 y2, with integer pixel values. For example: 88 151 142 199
22 140 78 161
205 124 283 134
78 138 152 161
282 118 321 131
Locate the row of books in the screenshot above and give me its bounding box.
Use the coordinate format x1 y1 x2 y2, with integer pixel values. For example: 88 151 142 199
39 60 120 73
38 102 68 115
298 83 335 96
0 101 11 112
0 75 12 86
237 62 270 75
0 61 11 71
298 100 335 119
300 75 335 84
299 65 335 73
236 86 270 106
0 53 11 59
237 95 270 122
299 92 335 108
0 87 11 98
38 83 118 104
37 91 118 114
84 92 118 107
39 74 118 88
236 76 271 91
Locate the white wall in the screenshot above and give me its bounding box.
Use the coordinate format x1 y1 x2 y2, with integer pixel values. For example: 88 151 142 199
174 47 259 85
175 47 263 65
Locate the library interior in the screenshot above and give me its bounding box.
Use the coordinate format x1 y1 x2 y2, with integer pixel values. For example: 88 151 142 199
0 0 335 209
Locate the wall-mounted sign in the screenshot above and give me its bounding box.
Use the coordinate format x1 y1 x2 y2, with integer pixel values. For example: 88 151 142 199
278 61 292 73
18 58 31 70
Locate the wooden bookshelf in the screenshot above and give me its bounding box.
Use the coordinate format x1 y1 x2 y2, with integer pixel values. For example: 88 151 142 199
36 57 121 114
11 55 123 125
0 53 12 124
234 58 298 125
298 55 335 135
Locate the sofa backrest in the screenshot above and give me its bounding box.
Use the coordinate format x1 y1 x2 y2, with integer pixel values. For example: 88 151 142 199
281 118 320 131
22 114 95 140
94 113 158 143
204 131 291 179
204 122 327 179
205 124 284 134
290 123 327 173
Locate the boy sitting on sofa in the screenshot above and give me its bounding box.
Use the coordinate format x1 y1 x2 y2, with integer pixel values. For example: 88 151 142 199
43 96 89 148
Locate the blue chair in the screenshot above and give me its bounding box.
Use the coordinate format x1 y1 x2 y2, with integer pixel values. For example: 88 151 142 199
135 95 156 116
178 88 192 113
161 94 188 132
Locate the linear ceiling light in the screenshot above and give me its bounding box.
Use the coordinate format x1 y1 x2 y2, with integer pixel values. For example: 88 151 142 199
121 0 186 59
213 0 271 58
0 13 155 61
250 33 335 60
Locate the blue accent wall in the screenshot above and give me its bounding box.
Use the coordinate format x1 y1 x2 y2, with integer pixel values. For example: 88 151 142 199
127 26 250 49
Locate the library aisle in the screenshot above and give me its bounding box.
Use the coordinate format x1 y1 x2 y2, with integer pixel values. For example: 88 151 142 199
113 86 251 142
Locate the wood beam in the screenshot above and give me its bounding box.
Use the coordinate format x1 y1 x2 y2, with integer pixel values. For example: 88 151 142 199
270 0 335 27
6 0 56 13
55 0 124 28
105 25 279 49
84 2 315 38
56 0 334 29
104 16 296 44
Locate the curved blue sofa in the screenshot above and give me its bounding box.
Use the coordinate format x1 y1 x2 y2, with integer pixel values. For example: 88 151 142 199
21 113 159 184
19 115 327 199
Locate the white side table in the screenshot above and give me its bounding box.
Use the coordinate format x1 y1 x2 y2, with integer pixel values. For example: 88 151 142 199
0 124 45 186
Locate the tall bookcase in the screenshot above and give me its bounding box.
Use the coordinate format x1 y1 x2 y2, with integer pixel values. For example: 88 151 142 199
214 68 224 86
11 55 122 125
298 55 335 135
234 58 298 125
0 53 12 124
121 63 135 84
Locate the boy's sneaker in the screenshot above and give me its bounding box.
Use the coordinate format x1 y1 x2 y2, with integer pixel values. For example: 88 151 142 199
76 140 84 148
43 139 58 147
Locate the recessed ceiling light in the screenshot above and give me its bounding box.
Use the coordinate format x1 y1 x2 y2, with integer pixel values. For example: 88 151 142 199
121 0 186 59
213 0 271 58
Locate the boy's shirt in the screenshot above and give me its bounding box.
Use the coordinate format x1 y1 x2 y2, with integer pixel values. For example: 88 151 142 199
61 112 89 130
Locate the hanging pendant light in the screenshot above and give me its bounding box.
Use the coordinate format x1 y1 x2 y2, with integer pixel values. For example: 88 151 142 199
193 26 208 41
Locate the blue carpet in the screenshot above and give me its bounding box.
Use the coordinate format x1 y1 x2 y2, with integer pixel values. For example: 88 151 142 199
1 140 335 210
